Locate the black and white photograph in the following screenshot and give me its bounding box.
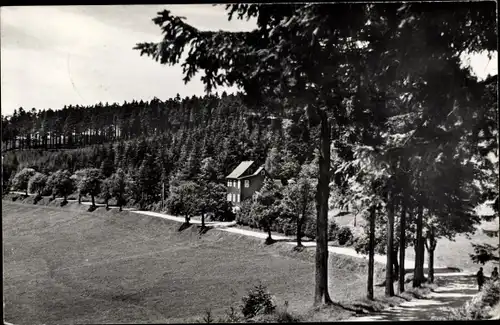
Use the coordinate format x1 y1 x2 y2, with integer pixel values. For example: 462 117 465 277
1 2 499 323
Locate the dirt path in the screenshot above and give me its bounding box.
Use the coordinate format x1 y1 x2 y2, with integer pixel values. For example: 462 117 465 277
347 274 478 321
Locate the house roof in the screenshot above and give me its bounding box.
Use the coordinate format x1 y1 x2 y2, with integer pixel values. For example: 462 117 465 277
226 161 255 179
238 165 267 179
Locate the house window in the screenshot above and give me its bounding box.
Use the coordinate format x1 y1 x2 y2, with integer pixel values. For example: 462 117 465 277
227 194 232 201
236 194 240 203
232 194 236 202
227 181 231 187
245 180 250 188
237 181 240 189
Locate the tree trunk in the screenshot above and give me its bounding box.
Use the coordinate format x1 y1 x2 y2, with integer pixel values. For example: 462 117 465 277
78 193 82 204
426 227 437 283
91 195 95 208
266 227 273 242
201 212 205 228
185 215 190 225
119 197 123 212
393 245 399 282
297 216 303 247
367 205 376 300
427 245 435 284
399 195 407 293
314 111 332 305
413 203 425 287
105 198 109 209
385 192 395 297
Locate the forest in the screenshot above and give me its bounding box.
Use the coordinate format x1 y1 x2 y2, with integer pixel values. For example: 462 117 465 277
1 2 499 308
1 91 319 221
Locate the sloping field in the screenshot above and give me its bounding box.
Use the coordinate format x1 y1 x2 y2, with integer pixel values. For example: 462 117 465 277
3 201 385 324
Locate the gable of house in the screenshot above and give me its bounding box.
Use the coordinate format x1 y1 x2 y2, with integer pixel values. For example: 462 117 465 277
226 161 254 179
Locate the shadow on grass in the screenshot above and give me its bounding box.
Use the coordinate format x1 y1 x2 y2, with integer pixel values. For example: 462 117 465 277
87 205 97 212
178 222 193 232
60 200 68 207
198 225 213 235
33 195 42 205
263 238 315 252
292 245 308 252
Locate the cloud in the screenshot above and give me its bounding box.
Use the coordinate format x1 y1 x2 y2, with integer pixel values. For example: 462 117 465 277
0 5 252 115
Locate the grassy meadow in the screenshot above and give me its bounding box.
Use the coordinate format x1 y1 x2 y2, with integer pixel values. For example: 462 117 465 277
3 200 386 324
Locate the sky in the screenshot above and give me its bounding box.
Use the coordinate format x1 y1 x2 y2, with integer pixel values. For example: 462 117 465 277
0 5 255 116
1 5 498 116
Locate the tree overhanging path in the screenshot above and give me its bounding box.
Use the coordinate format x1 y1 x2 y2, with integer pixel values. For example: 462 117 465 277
10 191 461 272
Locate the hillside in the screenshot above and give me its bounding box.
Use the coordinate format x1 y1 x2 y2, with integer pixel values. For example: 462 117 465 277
3 201 386 324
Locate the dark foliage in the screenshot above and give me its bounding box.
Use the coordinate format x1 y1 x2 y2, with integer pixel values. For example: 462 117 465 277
337 226 354 246
241 284 276 319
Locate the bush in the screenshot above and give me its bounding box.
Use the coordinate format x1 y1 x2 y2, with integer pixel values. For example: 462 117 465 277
12 168 36 193
482 280 500 307
337 226 354 246
302 217 316 240
328 221 340 241
212 201 236 222
282 219 297 237
241 284 276 318
270 216 295 236
28 172 48 196
148 201 165 213
236 200 258 227
444 279 499 320
354 234 370 254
